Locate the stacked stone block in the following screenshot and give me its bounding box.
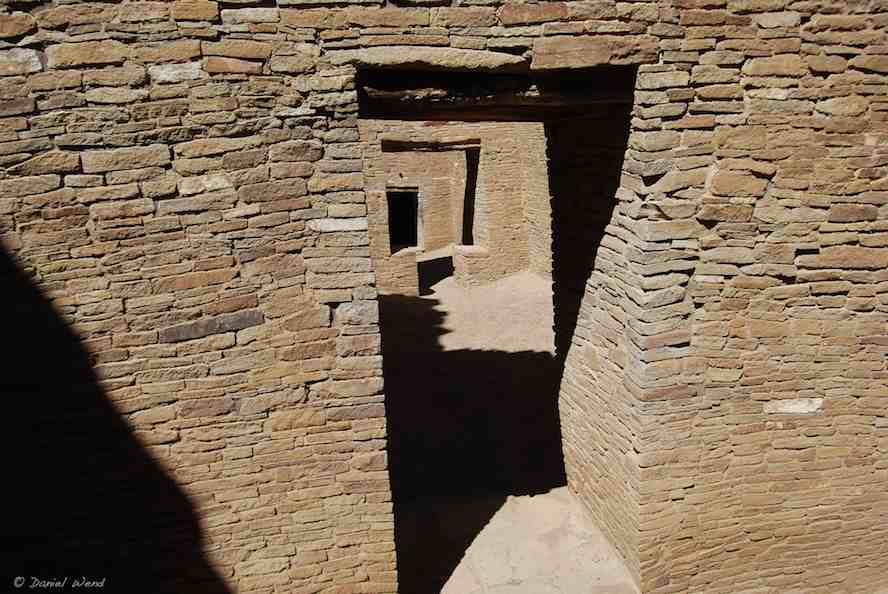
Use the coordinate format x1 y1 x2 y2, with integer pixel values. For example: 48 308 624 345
0 1 885 593
359 120 550 293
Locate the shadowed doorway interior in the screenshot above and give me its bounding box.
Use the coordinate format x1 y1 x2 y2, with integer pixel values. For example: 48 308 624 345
359 65 636 594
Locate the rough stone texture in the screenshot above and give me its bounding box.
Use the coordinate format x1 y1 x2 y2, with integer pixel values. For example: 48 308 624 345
330 46 527 72
0 1 886 593
439 487 639 594
360 121 551 294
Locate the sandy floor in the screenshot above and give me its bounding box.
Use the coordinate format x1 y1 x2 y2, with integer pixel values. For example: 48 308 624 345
441 487 639 594
430 270 556 353
383 269 638 594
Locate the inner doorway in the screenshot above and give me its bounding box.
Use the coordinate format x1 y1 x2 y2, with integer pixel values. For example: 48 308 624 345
359 65 637 593
386 189 419 251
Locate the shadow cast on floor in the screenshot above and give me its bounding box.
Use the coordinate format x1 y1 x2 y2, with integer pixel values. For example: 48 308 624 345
0 244 229 593
380 293 567 594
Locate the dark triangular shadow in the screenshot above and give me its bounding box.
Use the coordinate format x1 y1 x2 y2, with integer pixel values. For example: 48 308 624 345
0 244 230 594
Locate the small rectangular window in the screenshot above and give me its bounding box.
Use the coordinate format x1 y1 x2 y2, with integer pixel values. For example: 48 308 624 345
387 190 419 252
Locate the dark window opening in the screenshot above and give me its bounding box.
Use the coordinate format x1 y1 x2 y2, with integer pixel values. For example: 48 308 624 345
461 148 479 246
387 190 418 252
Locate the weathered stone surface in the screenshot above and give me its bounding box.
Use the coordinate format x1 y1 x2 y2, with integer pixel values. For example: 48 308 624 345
269 54 316 74
149 62 206 84
220 8 280 24
203 40 273 60
175 137 260 158
0 175 60 198
532 35 658 69
85 88 148 105
0 98 36 117
702 247 756 264
204 57 262 75
238 180 308 202
2 5 886 594
431 7 497 27
815 95 868 117
136 40 201 64
0 49 42 76
697 204 753 222
797 246 888 270
637 71 690 90
329 46 527 72
90 198 155 220
710 171 768 197
280 8 346 28
172 0 219 21
82 145 171 173
0 12 37 38
47 41 129 69
828 204 878 222
308 218 368 232
269 141 323 162
741 54 807 76
347 7 428 26
764 398 824 414
8 152 80 175
499 2 567 24
807 55 847 73
159 310 264 343
850 55 888 73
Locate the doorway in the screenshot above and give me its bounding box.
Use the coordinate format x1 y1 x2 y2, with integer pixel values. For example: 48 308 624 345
359 65 637 593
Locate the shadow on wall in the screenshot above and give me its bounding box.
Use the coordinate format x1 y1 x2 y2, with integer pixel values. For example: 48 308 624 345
0 244 229 593
546 109 633 356
380 288 566 594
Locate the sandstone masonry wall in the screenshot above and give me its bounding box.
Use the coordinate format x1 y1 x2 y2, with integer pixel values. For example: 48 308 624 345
1 1 886 593
360 119 549 293
383 149 465 253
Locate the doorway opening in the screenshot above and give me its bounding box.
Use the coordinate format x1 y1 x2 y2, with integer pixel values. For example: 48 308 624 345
359 65 637 594
386 189 419 252
461 147 479 246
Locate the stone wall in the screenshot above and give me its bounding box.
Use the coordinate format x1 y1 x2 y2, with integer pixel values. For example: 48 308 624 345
0 4 396 593
383 149 465 253
361 119 550 293
1 1 887 593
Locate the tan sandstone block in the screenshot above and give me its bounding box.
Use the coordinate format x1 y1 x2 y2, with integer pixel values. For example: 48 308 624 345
806 55 847 73
280 8 346 28
0 175 61 198
172 1 219 21
797 246 888 270
432 8 497 27
850 55 888 73
8 151 80 175
531 35 658 69
828 204 878 222
499 2 568 25
269 54 316 74
204 57 262 74
82 145 171 173
0 12 37 38
710 171 768 197
203 40 273 60
741 54 807 76
0 49 42 76
346 7 429 27
47 40 129 68
815 95 868 117
136 40 202 64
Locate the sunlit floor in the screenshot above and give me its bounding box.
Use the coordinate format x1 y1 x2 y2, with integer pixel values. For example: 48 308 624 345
441 486 639 594
381 267 638 593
